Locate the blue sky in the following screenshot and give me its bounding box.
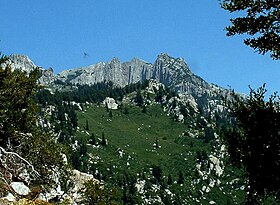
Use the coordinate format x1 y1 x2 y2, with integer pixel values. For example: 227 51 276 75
1 0 279 94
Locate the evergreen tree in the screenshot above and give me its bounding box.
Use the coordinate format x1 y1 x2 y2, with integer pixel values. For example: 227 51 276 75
177 170 184 184
106 102 109 112
123 106 129 115
134 89 144 106
142 105 147 113
109 110 113 118
221 0 280 59
0 57 40 147
152 165 163 184
225 85 280 204
85 119 89 131
79 141 88 156
68 105 78 129
121 172 142 204
101 132 107 146
155 85 165 103
204 127 215 143
0 54 68 194
89 133 96 145
167 174 173 185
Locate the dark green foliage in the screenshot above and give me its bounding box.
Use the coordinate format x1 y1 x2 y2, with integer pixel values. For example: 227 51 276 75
162 195 173 205
85 119 89 131
0 54 69 192
79 141 88 156
155 85 165 103
177 170 185 184
142 105 147 113
123 106 129 114
167 174 173 185
101 132 107 146
89 133 96 145
196 150 208 163
173 194 183 205
70 140 88 171
108 110 113 118
204 127 215 143
71 150 81 170
36 90 79 144
106 102 109 112
152 165 163 184
221 0 280 59
0 58 40 147
121 172 142 204
134 89 144 106
36 80 151 106
225 84 280 204
68 104 78 128
81 180 120 205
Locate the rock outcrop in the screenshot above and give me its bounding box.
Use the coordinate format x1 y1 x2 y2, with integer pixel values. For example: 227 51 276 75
10 182 30 196
7 54 55 85
52 53 198 91
39 67 55 85
103 97 118 110
9 53 227 98
9 54 37 73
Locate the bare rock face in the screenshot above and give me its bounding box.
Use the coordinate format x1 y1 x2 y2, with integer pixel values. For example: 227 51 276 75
51 53 218 96
8 53 227 98
9 54 37 73
39 67 55 85
71 169 99 192
55 57 153 87
103 97 118 110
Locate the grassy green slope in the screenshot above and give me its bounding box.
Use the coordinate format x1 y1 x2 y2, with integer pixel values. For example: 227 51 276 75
76 104 199 175
75 103 246 204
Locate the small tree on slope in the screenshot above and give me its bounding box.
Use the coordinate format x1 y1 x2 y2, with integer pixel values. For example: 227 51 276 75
0 54 69 197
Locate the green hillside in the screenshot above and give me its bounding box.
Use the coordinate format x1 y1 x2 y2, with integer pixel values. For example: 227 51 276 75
76 104 196 173
74 102 246 204
33 79 253 204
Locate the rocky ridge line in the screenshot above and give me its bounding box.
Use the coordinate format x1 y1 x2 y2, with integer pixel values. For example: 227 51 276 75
9 53 226 98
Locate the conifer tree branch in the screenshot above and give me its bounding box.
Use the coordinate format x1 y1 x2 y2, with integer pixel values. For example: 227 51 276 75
0 146 40 177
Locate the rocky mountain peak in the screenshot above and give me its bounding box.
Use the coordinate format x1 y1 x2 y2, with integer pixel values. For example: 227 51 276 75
109 57 121 65
131 57 147 64
157 52 172 59
155 53 188 69
7 54 38 73
7 53 226 97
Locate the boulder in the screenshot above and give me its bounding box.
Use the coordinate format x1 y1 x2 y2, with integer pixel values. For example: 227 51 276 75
1 193 15 202
10 182 30 196
103 97 118 110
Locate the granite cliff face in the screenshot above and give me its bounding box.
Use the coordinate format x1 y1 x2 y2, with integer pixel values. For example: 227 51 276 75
9 53 225 97
55 57 153 87
58 53 222 95
6 54 55 85
6 55 37 73
39 67 55 85
54 54 199 89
